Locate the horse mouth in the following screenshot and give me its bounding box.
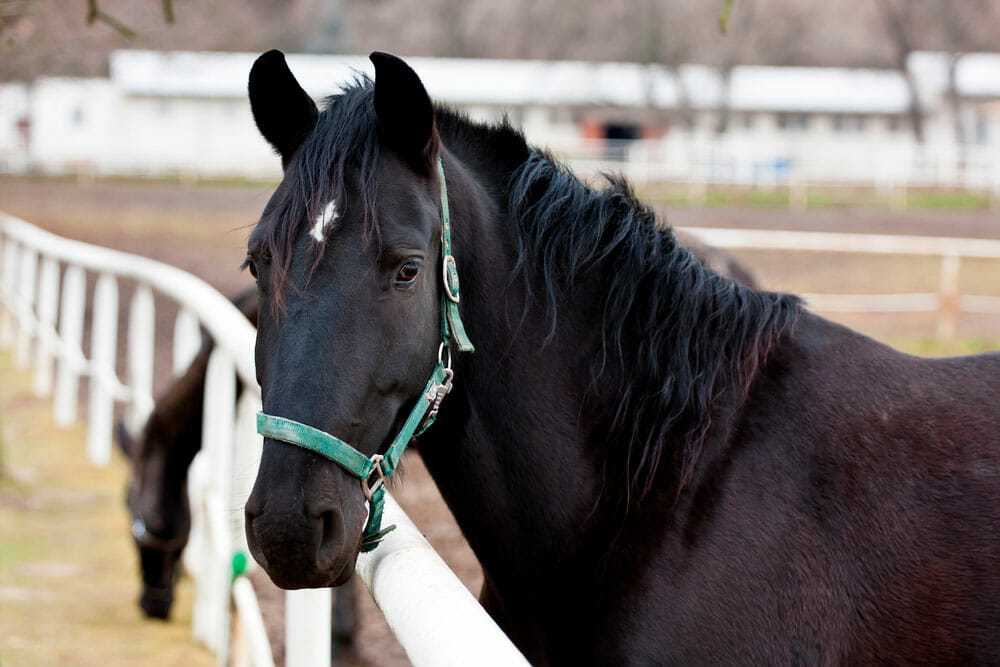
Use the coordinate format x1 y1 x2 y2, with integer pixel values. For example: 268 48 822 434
255 551 356 589
246 510 360 589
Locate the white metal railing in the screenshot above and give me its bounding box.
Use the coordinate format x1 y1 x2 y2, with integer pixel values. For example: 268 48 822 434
0 213 530 667
678 227 1000 339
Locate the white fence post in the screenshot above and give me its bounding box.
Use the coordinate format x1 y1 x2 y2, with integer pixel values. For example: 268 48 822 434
202 347 237 663
285 589 332 667
0 238 19 346
173 306 202 376
126 283 155 434
32 256 60 397
53 265 86 427
87 273 118 466
937 252 961 341
14 245 37 368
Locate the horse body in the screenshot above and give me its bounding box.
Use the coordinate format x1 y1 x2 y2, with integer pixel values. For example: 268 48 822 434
243 50 1000 664
420 174 1000 663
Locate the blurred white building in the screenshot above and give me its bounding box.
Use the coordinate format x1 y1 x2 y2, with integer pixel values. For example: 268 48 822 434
0 49 997 190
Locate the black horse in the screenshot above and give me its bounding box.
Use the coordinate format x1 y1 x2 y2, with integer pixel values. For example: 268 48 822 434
243 50 1000 664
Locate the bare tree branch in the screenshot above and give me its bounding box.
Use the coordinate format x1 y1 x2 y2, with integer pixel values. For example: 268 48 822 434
85 0 136 39
719 0 734 34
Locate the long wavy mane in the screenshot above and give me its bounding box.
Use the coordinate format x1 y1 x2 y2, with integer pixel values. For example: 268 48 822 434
505 154 802 498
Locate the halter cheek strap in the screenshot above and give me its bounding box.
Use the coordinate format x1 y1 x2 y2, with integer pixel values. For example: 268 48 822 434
256 157 473 552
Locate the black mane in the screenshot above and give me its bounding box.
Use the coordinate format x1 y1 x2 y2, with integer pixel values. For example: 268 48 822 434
258 77 802 498
506 155 801 496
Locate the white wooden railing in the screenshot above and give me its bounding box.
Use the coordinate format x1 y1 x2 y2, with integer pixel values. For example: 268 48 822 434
679 227 1000 339
0 213 529 667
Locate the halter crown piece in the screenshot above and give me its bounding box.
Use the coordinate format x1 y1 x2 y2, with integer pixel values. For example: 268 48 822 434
257 157 474 552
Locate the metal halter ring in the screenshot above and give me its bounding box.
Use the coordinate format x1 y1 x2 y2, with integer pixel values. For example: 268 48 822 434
442 255 461 303
361 454 386 502
437 342 453 370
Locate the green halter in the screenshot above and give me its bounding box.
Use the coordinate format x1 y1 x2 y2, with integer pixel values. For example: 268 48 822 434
256 157 474 552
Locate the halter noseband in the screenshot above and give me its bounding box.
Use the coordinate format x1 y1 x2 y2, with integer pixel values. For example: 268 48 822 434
256 157 474 552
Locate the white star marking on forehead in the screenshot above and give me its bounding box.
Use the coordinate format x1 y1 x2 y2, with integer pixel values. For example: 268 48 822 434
309 200 340 242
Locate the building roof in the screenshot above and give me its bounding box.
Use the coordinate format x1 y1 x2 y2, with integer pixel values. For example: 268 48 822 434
955 53 1000 97
109 49 999 115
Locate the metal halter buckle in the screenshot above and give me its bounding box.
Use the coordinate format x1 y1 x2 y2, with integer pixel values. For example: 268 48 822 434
361 454 386 501
442 255 461 303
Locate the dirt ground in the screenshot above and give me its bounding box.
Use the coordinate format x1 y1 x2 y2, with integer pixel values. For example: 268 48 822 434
1 175 998 666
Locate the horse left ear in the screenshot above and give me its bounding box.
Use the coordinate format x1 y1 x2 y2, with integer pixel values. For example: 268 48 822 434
249 50 319 169
370 51 440 175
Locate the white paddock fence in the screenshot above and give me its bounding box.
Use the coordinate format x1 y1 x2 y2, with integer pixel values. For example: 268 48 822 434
679 227 1000 339
0 213 529 667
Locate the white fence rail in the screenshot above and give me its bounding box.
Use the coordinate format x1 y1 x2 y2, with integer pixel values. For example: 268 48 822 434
0 213 529 667
679 227 1000 339
560 138 1000 204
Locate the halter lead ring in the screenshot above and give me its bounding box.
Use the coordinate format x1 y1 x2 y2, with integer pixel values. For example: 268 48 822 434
256 157 474 552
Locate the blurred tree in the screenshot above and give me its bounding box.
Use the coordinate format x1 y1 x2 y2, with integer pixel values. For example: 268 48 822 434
3 0 997 94
878 0 927 142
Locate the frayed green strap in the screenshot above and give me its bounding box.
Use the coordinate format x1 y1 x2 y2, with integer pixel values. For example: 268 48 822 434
257 413 374 479
437 158 475 354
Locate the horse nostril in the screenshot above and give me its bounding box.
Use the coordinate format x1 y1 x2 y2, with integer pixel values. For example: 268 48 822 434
316 506 347 565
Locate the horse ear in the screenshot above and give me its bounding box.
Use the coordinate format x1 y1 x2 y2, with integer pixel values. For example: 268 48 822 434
370 51 440 174
116 420 136 461
249 50 319 169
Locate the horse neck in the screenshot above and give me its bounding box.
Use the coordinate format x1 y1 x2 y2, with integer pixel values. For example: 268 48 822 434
137 340 211 531
423 149 800 585
420 155 622 579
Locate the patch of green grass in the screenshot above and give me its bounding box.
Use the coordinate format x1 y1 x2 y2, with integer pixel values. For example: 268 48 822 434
884 338 1000 357
905 190 991 210
637 184 994 211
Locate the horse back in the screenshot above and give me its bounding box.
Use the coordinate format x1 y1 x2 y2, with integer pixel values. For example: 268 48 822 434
643 313 1000 664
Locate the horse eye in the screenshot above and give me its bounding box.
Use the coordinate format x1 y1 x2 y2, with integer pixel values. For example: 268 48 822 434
395 260 421 285
244 259 259 280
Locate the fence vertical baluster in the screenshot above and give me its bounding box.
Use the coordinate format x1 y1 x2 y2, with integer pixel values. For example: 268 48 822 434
87 273 118 466
937 252 961 341
232 391 262 558
285 589 332 667
0 238 19 346
33 257 60 397
53 265 86 427
127 283 155 435
202 347 237 663
14 246 37 368
173 306 201 376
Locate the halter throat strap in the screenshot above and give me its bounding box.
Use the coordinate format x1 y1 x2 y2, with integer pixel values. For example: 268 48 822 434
256 157 473 552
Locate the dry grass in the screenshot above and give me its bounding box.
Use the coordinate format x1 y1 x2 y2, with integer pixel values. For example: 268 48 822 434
0 354 213 667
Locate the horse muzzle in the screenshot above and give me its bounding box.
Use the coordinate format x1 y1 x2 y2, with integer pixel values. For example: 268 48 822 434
245 507 358 589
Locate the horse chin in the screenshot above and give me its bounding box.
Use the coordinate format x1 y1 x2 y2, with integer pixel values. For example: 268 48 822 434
140 584 175 619
263 556 356 590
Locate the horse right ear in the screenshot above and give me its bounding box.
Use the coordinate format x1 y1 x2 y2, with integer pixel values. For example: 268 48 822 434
249 50 319 169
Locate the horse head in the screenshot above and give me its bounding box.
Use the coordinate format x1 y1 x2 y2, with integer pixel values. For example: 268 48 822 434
119 417 192 619
244 51 457 588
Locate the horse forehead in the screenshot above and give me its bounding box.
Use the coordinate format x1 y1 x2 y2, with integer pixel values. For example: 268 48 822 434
309 199 340 243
